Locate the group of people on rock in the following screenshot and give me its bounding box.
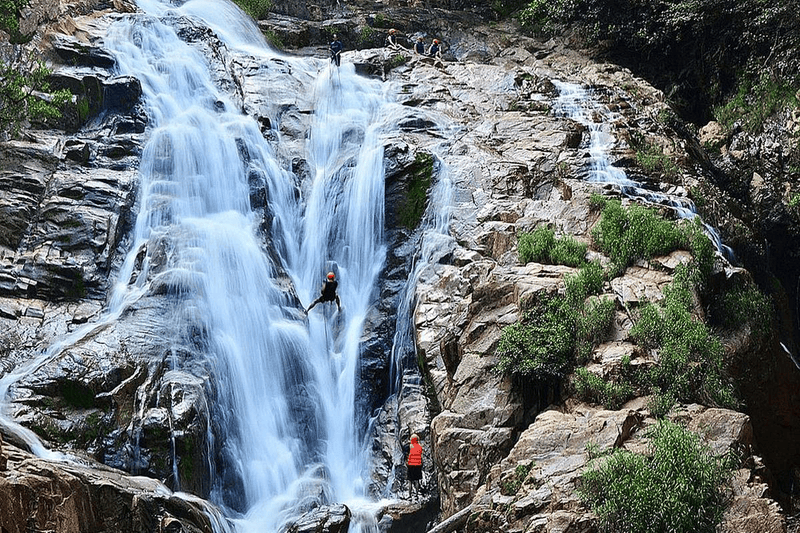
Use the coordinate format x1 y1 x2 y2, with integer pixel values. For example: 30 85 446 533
328 29 444 67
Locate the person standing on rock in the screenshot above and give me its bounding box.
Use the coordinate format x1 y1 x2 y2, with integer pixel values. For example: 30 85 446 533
406 433 423 500
306 271 341 313
330 34 343 67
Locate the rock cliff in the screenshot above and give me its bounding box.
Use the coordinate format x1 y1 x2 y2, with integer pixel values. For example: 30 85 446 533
1 0 799 532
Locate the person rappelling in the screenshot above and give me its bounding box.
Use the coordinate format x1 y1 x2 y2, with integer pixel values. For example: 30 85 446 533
330 34 343 67
306 271 341 313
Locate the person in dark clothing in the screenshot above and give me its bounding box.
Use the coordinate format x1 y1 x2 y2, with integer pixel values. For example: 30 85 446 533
427 39 441 58
414 36 425 55
306 271 341 312
385 28 401 50
330 35 343 67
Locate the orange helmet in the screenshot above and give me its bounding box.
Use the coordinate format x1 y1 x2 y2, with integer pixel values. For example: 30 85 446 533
327 272 335 280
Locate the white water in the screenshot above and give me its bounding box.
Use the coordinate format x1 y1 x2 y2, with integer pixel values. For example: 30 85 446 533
0 0 402 531
553 81 735 260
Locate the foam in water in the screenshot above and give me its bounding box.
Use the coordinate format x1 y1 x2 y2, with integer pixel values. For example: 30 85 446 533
0 0 400 531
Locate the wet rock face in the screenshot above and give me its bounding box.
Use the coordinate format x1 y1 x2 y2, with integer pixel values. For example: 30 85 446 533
3 1 800 532
0 442 217 533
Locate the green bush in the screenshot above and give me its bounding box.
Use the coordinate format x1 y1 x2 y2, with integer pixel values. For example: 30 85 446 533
714 285 773 341
550 235 589 267
630 265 736 409
580 420 731 533
574 295 615 363
232 0 273 20
713 73 798 133
497 263 611 380
501 463 533 495
1 54 71 140
518 226 556 264
592 199 714 278
633 138 679 178
496 293 577 381
518 226 587 267
565 260 605 305
573 367 634 410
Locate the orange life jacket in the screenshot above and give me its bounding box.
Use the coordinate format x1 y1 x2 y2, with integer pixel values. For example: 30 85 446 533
408 438 422 466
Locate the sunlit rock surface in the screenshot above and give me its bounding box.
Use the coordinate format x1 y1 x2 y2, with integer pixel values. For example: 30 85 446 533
1 0 799 532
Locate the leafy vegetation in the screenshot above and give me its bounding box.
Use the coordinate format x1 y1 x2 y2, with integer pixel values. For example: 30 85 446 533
231 0 273 20
713 73 799 133
573 367 634 410
497 259 612 381
591 199 713 278
398 152 434 229
496 293 579 381
1 0 30 43
629 131 679 178
630 265 737 410
1 0 71 137
709 283 773 343
501 463 533 495
518 226 587 267
580 420 732 533
517 0 800 125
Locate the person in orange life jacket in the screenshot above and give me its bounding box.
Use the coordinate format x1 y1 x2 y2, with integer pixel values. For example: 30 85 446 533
306 271 341 312
406 433 423 500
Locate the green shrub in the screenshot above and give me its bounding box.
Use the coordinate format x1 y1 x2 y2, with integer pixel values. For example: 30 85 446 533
565 260 605 305
498 264 611 380
518 227 587 267
232 0 273 20
573 367 634 409
589 193 608 211
580 420 731 533
630 266 736 409
713 73 798 133
711 284 773 342
496 293 578 381
518 226 556 264
550 235 588 267
575 296 615 363
501 463 532 495
630 132 679 178
1 49 71 137
592 199 703 276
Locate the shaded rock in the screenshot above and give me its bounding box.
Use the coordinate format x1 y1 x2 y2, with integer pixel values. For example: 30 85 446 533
0 442 223 533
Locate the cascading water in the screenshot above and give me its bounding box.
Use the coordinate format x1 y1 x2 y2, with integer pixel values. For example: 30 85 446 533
553 81 735 260
1 0 403 531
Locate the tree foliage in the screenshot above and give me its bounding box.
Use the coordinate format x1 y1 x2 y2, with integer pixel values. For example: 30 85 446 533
0 0 71 138
517 0 800 123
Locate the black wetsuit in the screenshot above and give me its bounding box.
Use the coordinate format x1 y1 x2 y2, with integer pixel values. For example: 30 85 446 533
330 40 343 66
307 279 340 311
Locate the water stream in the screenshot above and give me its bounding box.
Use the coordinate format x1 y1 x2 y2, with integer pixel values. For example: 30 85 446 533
553 81 735 260
1 0 405 531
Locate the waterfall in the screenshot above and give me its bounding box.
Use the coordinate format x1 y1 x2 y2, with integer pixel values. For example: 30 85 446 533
389 157 454 396
553 81 735 260
0 0 399 530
